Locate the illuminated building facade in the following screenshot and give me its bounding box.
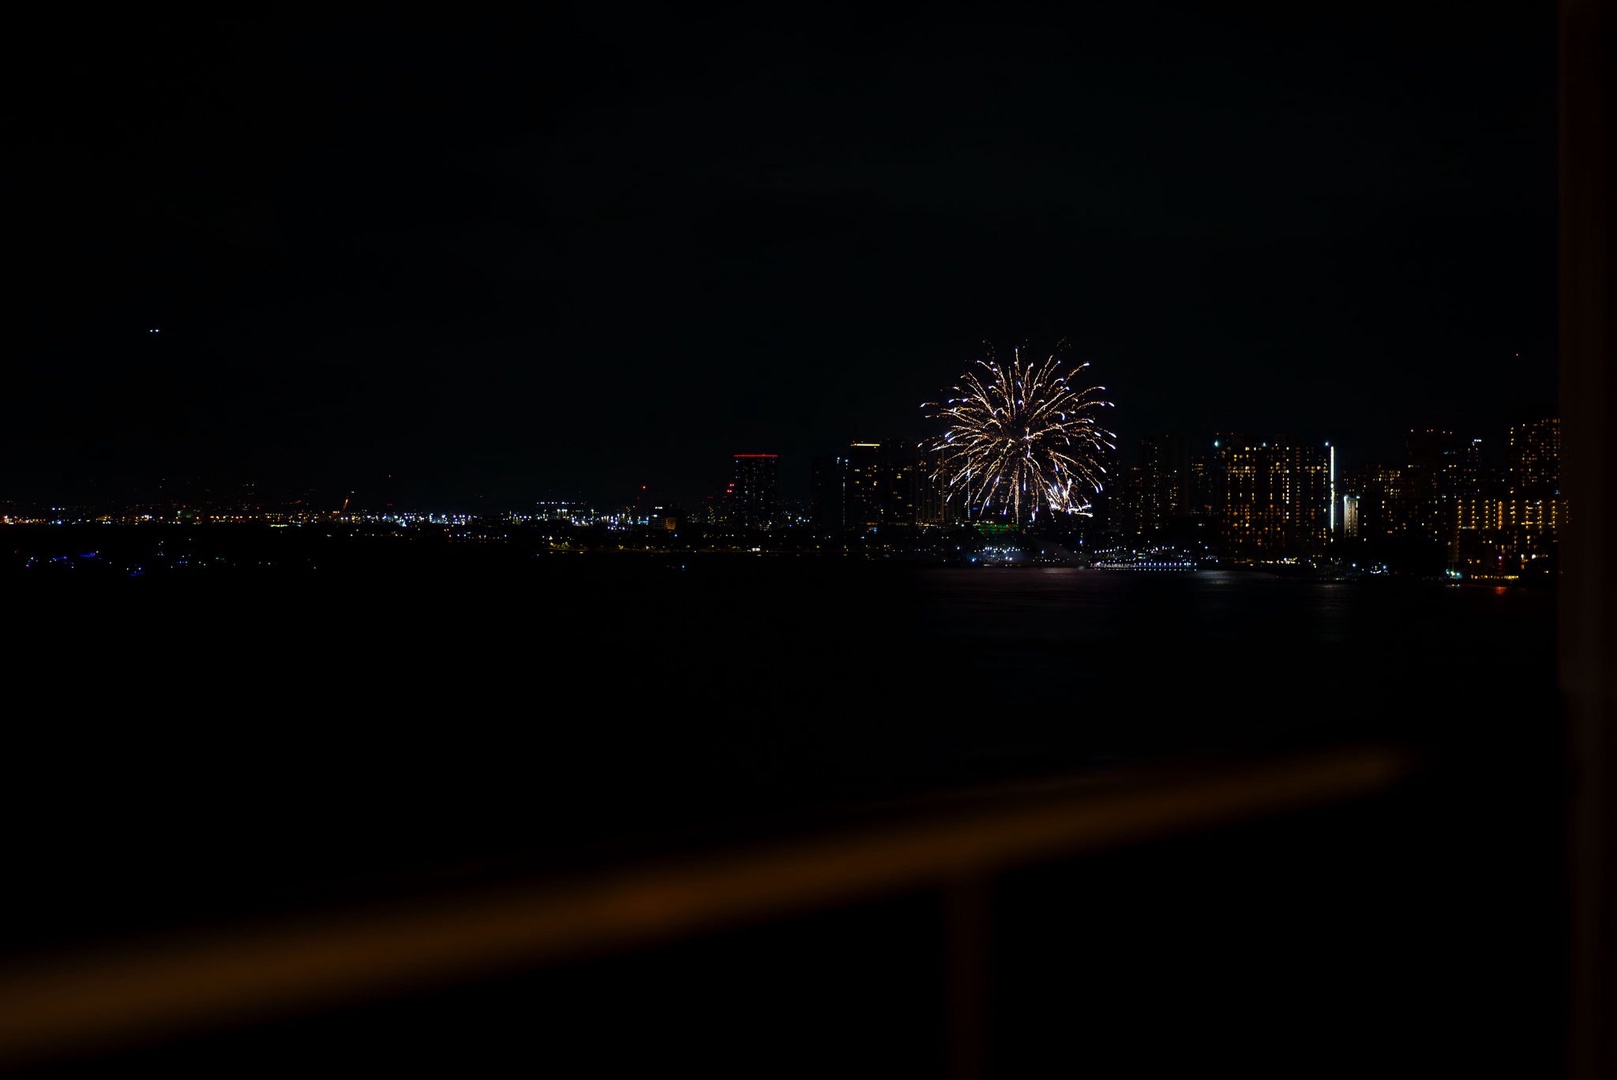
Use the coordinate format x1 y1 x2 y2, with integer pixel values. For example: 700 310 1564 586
1340 492 1362 541
845 442 885 528
1508 417 1560 492
1401 428 1481 549
1408 417 1564 577
1338 465 1407 541
808 441 924 531
879 442 921 527
1107 466 1148 538
838 441 919 529
1211 434 1332 558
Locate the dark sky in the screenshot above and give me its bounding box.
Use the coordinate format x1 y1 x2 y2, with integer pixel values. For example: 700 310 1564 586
6 3 1558 510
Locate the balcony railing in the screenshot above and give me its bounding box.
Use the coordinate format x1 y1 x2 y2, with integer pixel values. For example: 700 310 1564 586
0 745 1432 1076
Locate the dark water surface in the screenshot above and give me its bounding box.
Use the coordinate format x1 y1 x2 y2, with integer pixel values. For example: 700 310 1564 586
4 550 1568 1077
7 554 1558 940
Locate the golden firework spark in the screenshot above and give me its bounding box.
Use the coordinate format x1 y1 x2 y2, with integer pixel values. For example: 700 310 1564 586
923 340 1115 526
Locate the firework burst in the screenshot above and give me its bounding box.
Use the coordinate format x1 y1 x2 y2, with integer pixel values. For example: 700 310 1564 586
923 340 1115 526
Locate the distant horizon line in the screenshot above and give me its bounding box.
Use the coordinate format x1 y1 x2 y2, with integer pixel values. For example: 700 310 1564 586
1 415 1560 512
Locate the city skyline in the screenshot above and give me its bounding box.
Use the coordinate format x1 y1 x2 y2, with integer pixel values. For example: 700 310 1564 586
0 412 1564 588
0 407 1560 521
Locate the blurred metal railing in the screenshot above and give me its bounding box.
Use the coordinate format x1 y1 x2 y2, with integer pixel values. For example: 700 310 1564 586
0 744 1417 1075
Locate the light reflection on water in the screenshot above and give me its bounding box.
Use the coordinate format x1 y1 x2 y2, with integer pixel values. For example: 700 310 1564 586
892 566 1552 771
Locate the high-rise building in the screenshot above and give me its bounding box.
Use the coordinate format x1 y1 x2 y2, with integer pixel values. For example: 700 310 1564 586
1498 417 1565 562
730 453 780 528
809 453 847 530
914 441 951 526
1136 434 1188 536
844 440 921 529
1185 452 1215 522
1340 492 1362 541
1508 418 1561 494
1106 465 1148 538
1401 428 1473 548
810 440 927 532
1338 464 1407 541
1211 434 1333 558
879 441 921 527
844 442 885 529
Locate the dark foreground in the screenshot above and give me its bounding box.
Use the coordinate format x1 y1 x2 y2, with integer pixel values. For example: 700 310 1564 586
2 533 1568 1077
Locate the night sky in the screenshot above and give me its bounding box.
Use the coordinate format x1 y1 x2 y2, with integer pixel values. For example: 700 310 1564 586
7 3 1557 511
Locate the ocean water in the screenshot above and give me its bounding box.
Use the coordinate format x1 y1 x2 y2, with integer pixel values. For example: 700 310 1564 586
3 551 1568 1078
5 552 1559 947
